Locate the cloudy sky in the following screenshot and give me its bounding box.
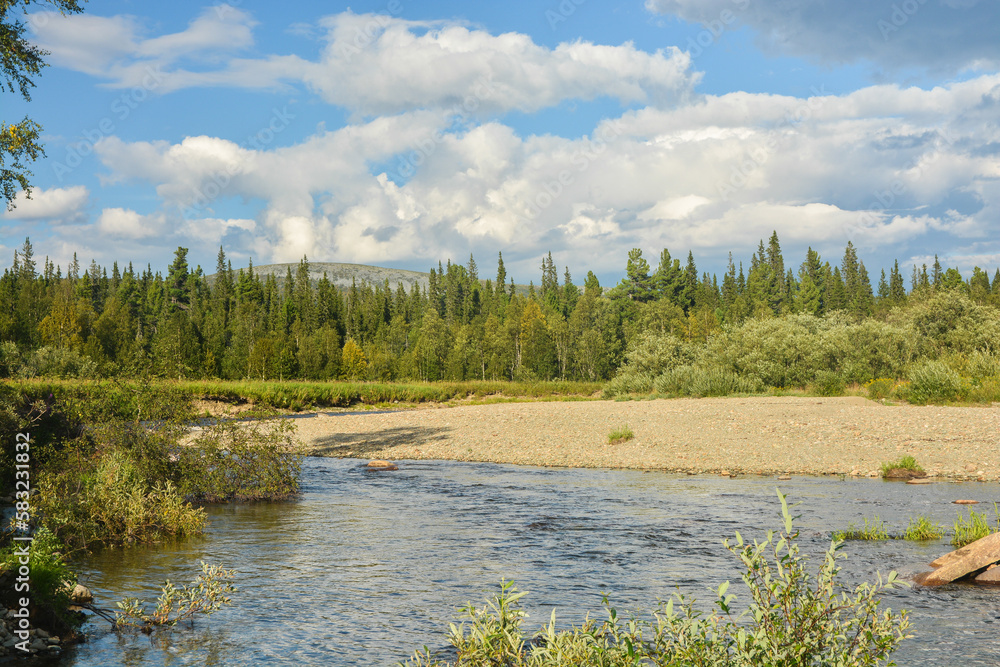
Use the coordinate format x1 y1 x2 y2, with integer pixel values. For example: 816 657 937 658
3 0 999 284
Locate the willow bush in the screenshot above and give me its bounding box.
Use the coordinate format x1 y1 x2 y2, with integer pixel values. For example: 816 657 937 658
402 492 910 667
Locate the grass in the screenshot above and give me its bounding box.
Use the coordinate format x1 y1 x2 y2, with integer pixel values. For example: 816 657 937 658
607 425 634 445
902 516 944 541
879 455 924 478
832 516 890 541
9 378 603 412
952 504 1000 548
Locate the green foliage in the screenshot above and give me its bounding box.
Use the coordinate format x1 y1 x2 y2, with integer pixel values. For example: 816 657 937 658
902 516 944 541
115 561 236 631
833 516 890 541
401 492 910 666
0 528 79 632
35 446 207 551
905 360 964 404
812 369 846 396
177 419 303 502
607 425 634 445
952 504 1000 548
879 455 923 478
864 378 896 400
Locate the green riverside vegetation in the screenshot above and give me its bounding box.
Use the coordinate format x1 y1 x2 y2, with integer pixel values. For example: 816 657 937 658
0 235 998 407
401 492 911 666
0 381 301 638
952 504 1000 548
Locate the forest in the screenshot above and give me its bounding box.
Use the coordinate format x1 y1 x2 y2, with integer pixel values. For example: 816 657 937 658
1 233 999 393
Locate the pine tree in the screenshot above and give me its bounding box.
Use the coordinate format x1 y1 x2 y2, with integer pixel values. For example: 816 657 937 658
624 248 653 302
889 260 906 303
166 247 190 308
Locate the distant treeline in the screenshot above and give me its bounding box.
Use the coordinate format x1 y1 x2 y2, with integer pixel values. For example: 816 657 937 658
1 233 998 383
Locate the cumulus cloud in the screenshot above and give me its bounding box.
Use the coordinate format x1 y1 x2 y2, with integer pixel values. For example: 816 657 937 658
30 5 260 89
97 207 164 239
88 71 1000 276
30 9 698 114
3 186 89 223
645 0 1000 74
296 13 698 116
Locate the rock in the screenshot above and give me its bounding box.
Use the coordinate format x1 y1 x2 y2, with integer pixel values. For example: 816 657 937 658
47 636 60 645
69 584 93 604
906 478 933 484
366 460 398 471
973 564 1000 584
883 468 926 480
29 638 46 651
965 464 977 472
778 475 791 481
719 470 729 476
35 629 48 639
918 532 1000 586
953 499 980 505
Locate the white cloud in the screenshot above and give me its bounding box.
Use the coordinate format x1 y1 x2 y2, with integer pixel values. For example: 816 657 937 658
2 186 89 223
645 0 1000 74
30 5 260 90
87 72 1000 277
32 9 698 114
97 207 164 239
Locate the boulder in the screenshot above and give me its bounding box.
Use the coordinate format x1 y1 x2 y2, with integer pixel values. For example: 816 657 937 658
883 468 926 480
69 584 92 604
953 499 980 505
366 460 398 471
906 478 933 484
917 532 1000 586
973 564 1000 584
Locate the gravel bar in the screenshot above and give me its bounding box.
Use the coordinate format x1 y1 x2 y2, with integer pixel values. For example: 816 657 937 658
295 397 1000 481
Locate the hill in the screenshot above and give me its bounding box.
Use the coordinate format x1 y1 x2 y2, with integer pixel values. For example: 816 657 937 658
218 262 432 292
212 261 531 295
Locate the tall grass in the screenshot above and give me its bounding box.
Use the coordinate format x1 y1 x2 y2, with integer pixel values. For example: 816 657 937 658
952 504 1000 548
178 378 602 410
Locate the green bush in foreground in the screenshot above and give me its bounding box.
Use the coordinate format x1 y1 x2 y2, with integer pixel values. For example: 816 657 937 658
115 561 236 632
402 492 911 667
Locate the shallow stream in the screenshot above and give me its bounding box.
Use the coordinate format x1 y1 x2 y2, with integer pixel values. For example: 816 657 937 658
63 458 1000 666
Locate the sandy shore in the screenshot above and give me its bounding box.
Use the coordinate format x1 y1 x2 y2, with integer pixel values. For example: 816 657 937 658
293 396 1000 481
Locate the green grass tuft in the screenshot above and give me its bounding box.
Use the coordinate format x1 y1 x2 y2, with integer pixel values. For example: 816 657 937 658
879 455 923 478
607 425 634 445
833 516 889 541
952 504 1000 548
902 516 944 541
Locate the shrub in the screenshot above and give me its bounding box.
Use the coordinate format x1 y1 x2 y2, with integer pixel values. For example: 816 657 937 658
35 447 207 551
18 346 99 379
401 492 911 666
903 516 944 541
607 425 634 445
115 561 236 632
0 528 80 633
865 378 896 400
812 370 846 397
177 419 303 502
906 360 964 404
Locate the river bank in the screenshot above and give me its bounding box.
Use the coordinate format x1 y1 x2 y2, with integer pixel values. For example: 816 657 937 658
294 396 1000 481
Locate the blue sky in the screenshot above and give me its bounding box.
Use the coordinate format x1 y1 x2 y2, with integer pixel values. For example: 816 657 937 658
2 0 999 286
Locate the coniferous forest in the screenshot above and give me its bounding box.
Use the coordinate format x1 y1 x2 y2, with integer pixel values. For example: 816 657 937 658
1 233 999 395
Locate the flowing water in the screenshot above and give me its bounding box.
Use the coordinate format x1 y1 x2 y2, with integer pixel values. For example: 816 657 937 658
61 458 1000 666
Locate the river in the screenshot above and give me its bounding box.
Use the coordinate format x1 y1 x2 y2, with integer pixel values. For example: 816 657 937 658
63 457 1000 666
